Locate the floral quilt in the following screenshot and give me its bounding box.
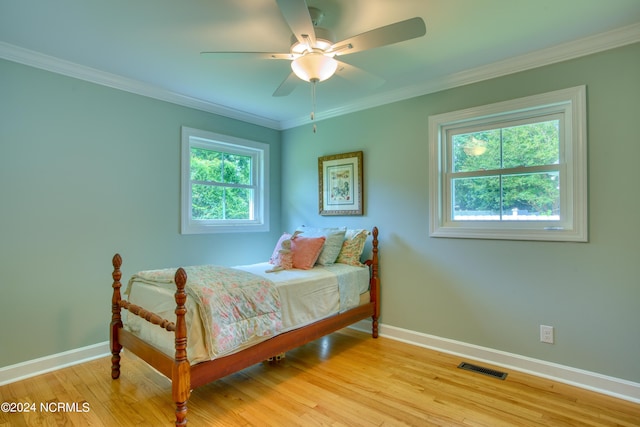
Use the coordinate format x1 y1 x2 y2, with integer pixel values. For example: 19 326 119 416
128 265 282 359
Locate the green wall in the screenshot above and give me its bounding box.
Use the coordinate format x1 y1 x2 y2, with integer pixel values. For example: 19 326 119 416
281 43 640 382
0 59 282 366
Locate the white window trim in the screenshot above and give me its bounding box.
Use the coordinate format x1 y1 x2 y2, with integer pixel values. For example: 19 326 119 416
428 86 587 242
181 127 269 234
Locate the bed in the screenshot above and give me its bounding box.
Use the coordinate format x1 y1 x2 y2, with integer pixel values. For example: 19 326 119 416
109 226 379 426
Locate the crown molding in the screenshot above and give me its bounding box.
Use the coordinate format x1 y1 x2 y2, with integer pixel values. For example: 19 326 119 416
281 22 640 129
0 42 282 130
2 22 639 131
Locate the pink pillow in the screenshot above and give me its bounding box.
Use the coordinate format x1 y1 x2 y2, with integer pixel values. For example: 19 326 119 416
291 236 326 270
269 233 291 265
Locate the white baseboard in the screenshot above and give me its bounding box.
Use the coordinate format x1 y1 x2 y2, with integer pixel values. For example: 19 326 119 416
350 320 640 404
0 341 110 386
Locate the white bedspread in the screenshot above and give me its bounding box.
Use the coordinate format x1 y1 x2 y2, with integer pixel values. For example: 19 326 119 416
236 262 367 316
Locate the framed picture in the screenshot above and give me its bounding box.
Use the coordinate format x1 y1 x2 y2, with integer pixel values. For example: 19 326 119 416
318 151 363 216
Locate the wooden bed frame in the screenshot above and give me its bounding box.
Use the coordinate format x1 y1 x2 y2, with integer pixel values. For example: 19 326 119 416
110 226 379 426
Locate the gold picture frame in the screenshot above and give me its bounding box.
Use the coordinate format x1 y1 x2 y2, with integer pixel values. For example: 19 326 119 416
318 151 363 216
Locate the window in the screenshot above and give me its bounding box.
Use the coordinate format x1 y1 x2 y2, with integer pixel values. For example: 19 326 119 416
181 127 269 234
429 86 587 242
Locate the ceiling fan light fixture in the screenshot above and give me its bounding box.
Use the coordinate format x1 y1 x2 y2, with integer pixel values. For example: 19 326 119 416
291 52 338 82
463 137 488 156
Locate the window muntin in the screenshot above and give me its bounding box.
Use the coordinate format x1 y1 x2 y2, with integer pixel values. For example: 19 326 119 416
429 86 587 242
181 127 269 234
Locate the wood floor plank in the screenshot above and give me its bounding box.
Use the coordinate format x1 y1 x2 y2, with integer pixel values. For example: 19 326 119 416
1 329 638 426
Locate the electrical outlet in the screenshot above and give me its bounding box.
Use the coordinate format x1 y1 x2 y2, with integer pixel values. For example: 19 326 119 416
540 325 554 344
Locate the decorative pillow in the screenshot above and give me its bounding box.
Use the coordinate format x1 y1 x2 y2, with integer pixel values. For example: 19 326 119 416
290 235 326 270
296 226 346 265
336 229 369 266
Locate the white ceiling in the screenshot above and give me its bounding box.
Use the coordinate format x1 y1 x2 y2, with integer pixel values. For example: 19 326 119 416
2 0 639 129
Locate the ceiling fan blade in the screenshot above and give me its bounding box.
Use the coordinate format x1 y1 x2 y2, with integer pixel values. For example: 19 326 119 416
276 0 316 47
329 17 426 56
200 51 295 60
273 72 300 97
335 60 385 89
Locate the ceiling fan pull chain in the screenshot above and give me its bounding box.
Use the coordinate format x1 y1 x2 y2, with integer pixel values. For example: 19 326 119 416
311 80 317 133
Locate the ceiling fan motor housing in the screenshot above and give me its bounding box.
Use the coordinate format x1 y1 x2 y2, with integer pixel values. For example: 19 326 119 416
290 26 335 53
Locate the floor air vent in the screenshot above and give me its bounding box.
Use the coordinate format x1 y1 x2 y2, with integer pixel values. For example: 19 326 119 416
458 362 508 380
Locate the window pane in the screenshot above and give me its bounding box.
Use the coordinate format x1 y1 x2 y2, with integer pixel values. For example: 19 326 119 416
453 130 501 172
453 172 560 221
191 148 222 182
223 153 251 185
191 185 253 220
191 184 222 219
502 120 559 168
502 172 560 220
453 176 501 220
225 187 252 219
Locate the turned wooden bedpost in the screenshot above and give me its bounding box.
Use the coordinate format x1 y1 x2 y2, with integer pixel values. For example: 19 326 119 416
172 267 190 426
110 254 123 379
371 227 380 338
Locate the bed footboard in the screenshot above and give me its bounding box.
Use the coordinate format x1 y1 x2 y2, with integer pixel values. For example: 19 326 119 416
110 255 191 426
369 226 379 338
110 254 123 380
172 268 190 426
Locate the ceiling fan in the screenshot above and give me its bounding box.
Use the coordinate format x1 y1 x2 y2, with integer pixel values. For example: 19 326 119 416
201 0 427 97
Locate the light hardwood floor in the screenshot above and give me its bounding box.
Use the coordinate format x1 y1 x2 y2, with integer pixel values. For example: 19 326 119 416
1 329 638 426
